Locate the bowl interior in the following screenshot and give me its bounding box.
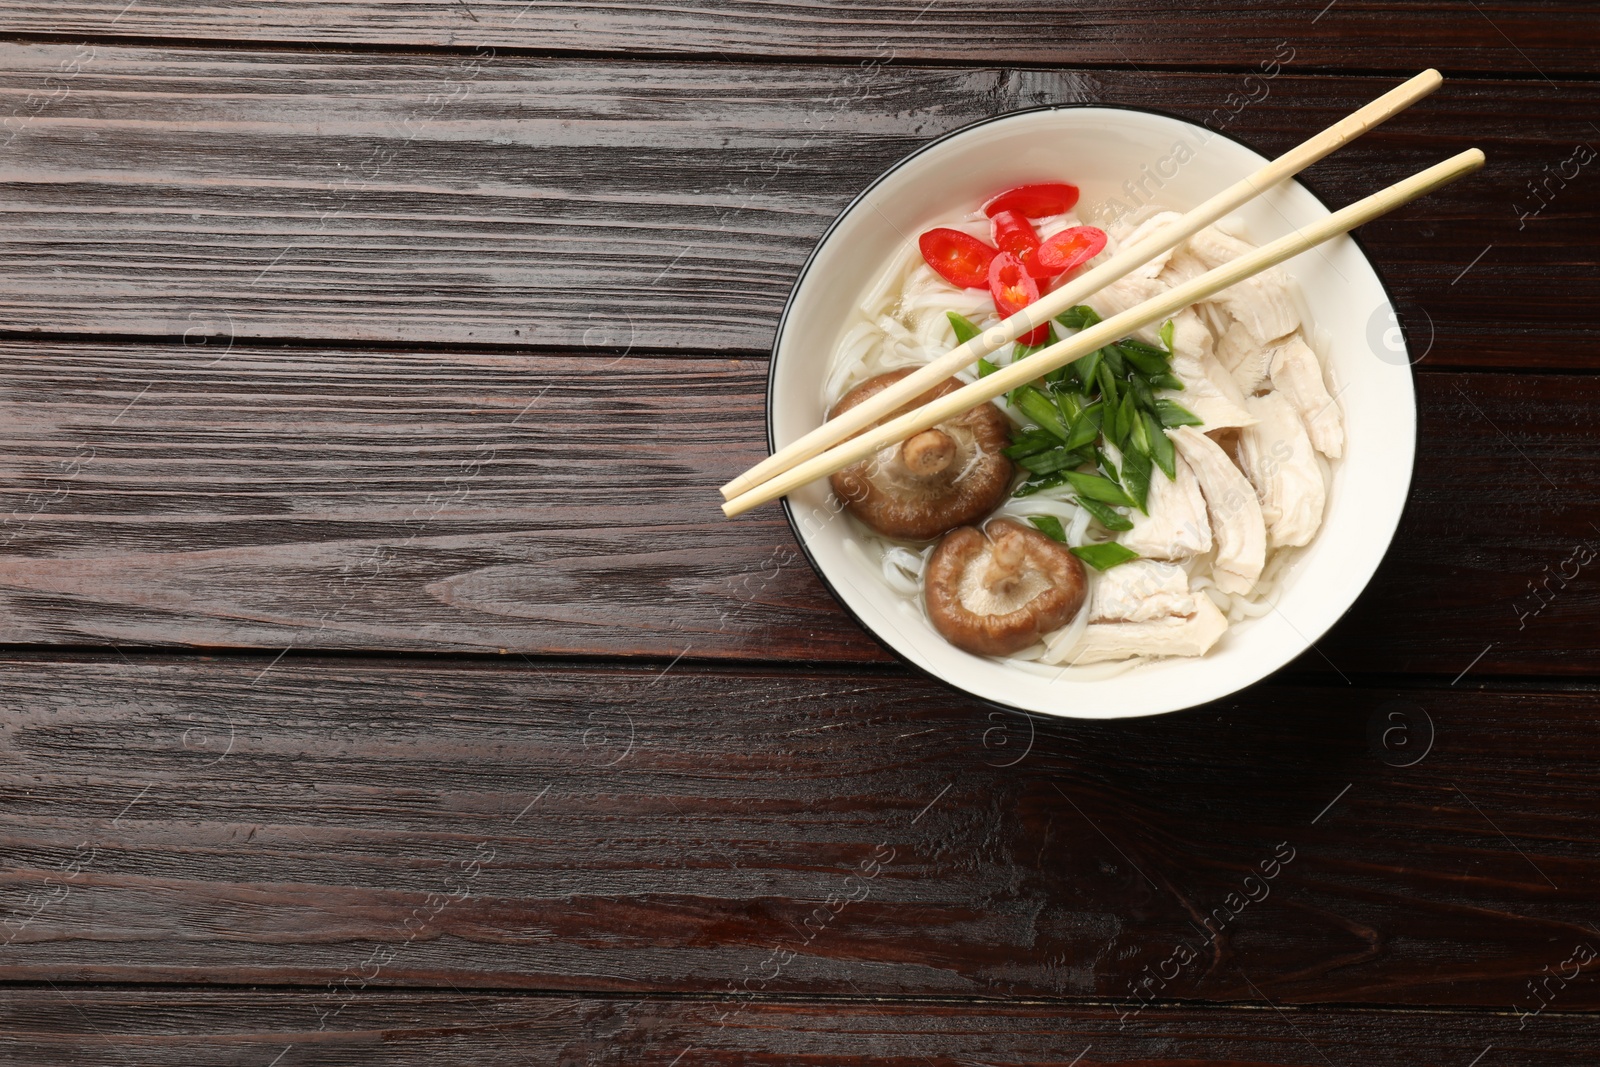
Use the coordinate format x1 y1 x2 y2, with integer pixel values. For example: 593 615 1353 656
771 106 1414 719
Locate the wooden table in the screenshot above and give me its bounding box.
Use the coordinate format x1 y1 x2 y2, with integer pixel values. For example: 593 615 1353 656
0 4 1596 1063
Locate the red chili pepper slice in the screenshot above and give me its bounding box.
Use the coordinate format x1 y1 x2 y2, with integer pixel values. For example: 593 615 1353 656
982 182 1081 220
988 252 1047 345
991 209 1058 280
918 228 998 289
1035 225 1108 275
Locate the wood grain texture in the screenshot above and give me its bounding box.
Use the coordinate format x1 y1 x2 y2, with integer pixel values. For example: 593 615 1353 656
1 656 1597 1009
0 341 1596 675
0 44 1593 363
3 988 1597 1066
0 0 1596 75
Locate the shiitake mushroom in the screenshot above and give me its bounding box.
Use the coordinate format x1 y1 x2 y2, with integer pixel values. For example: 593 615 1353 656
827 369 1013 541
925 518 1088 657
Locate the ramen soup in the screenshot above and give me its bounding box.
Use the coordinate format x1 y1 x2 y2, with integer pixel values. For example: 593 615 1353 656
822 182 1343 671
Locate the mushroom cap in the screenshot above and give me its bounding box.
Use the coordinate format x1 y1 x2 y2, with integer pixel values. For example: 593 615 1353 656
925 518 1088 657
827 369 1014 541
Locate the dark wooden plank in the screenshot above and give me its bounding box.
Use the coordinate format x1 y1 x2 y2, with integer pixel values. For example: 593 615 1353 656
2 656 1597 1009
0 341 1596 677
0 44 1593 365
3 988 1596 1066
1 1 1596 75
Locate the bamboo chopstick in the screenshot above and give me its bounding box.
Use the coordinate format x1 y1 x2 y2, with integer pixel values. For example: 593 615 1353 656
722 148 1484 519
718 68 1443 504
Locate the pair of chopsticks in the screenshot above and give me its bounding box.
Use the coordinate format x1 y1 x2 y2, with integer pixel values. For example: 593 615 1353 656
721 69 1482 520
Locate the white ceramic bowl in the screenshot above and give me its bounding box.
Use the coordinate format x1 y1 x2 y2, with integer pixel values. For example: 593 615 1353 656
770 105 1415 719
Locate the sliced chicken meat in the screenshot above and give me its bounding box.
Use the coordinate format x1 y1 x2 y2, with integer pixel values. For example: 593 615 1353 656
1186 226 1301 343
1089 560 1198 622
1238 391 1326 548
1122 450 1213 559
1083 272 1167 347
1214 319 1279 395
1086 274 1215 362
1165 326 1257 431
1110 210 1185 278
1268 334 1344 459
1068 593 1229 665
1173 426 1267 596
1158 246 1209 289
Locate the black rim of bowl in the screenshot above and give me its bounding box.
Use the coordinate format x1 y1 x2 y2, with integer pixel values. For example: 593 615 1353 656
765 101 1416 721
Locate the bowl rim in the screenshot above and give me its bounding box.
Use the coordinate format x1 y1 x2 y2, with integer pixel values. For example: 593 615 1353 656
766 101 1418 721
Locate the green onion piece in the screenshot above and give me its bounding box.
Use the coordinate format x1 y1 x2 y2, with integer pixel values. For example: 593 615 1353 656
1014 385 1071 440
1056 305 1102 330
1160 319 1176 353
1144 411 1176 479
1071 541 1141 571
1002 430 1059 460
1062 401 1102 450
1054 389 1083 425
1150 373 1185 392
1100 344 1127 378
1028 515 1068 543
1103 399 1124 451
947 311 982 346
1064 470 1134 507
1076 495 1133 531
1075 349 1103 391
1128 405 1151 454
1120 446 1152 514
1116 340 1169 375
1128 374 1156 413
1012 472 1070 498
1118 392 1140 449
1096 447 1119 482
1096 361 1119 409
978 357 999 377
1018 447 1089 475
1155 399 1204 428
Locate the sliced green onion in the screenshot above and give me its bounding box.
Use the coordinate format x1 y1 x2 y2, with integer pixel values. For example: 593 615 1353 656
1056 305 1102 330
1096 447 1119 482
1100 344 1127 378
1012 471 1072 497
1063 401 1102 451
978 357 999 377
1102 400 1124 451
1128 406 1151 454
1116 340 1169 375
1075 348 1103 390
1076 496 1133 531
947 311 982 346
1128 374 1156 413
1028 515 1068 543
1155 399 1204 428
1117 392 1140 450
1054 389 1083 425
1160 319 1176 353
1002 429 1059 460
1018 447 1089 475
1120 446 1152 514
1013 385 1071 440
1064 470 1134 507
1144 412 1176 479
1096 362 1120 411
1071 541 1141 571
1150 372 1185 392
